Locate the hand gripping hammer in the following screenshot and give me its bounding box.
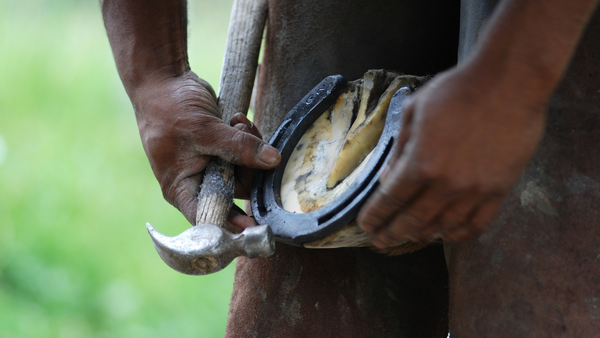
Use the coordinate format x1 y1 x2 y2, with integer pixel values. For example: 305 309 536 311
145 0 275 275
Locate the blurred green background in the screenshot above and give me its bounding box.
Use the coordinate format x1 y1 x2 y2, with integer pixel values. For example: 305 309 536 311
0 0 238 337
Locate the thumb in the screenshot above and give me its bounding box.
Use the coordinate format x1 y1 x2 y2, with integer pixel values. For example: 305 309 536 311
205 122 281 169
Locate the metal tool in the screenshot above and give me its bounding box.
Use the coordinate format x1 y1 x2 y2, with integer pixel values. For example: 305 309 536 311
146 223 274 275
146 0 273 276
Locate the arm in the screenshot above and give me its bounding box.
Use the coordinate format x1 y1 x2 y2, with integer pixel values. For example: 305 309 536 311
101 0 280 224
358 0 599 247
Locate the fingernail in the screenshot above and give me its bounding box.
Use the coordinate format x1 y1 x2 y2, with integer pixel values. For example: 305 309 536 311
259 144 280 165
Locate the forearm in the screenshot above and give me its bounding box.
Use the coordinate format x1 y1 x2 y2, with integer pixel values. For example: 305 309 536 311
101 0 190 99
465 0 599 99
359 0 598 245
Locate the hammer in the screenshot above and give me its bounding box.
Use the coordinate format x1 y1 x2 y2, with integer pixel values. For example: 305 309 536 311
146 0 274 275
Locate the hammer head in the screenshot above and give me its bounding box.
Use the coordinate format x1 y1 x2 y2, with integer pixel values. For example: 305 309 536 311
146 223 275 275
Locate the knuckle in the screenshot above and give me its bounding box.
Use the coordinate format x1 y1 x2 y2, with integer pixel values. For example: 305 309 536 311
379 228 403 246
360 205 390 228
445 175 471 193
376 188 408 212
370 189 404 218
234 130 264 163
439 173 481 197
400 211 426 230
230 113 243 126
469 184 487 196
439 211 461 227
232 128 257 146
389 212 427 240
223 129 253 163
430 173 510 199
231 128 247 144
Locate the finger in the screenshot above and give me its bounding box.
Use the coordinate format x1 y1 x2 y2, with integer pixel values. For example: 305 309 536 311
169 173 203 225
370 187 450 247
230 113 263 139
358 156 427 234
234 167 254 199
230 123 257 199
227 203 258 231
202 121 281 170
359 104 423 234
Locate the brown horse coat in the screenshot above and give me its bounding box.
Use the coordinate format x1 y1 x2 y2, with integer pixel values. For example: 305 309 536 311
226 0 600 337
226 0 459 337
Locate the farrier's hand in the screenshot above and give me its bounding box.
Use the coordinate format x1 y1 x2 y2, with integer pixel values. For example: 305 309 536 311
102 0 280 226
358 65 547 246
134 72 281 224
357 0 600 247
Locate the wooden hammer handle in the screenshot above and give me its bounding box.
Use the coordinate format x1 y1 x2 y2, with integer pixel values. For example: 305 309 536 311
196 0 268 226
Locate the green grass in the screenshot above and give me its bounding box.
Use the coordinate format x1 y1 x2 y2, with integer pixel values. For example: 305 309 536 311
0 0 237 337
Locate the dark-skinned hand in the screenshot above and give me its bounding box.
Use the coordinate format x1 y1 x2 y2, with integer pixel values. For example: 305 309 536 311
358 65 547 247
133 71 281 225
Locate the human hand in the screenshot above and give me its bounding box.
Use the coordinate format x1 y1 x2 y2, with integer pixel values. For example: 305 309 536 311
358 65 547 246
133 72 281 225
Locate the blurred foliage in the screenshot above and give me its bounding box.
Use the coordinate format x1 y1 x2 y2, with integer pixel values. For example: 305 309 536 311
0 0 238 337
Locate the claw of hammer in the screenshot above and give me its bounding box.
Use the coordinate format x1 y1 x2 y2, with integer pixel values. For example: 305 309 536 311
147 223 275 275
